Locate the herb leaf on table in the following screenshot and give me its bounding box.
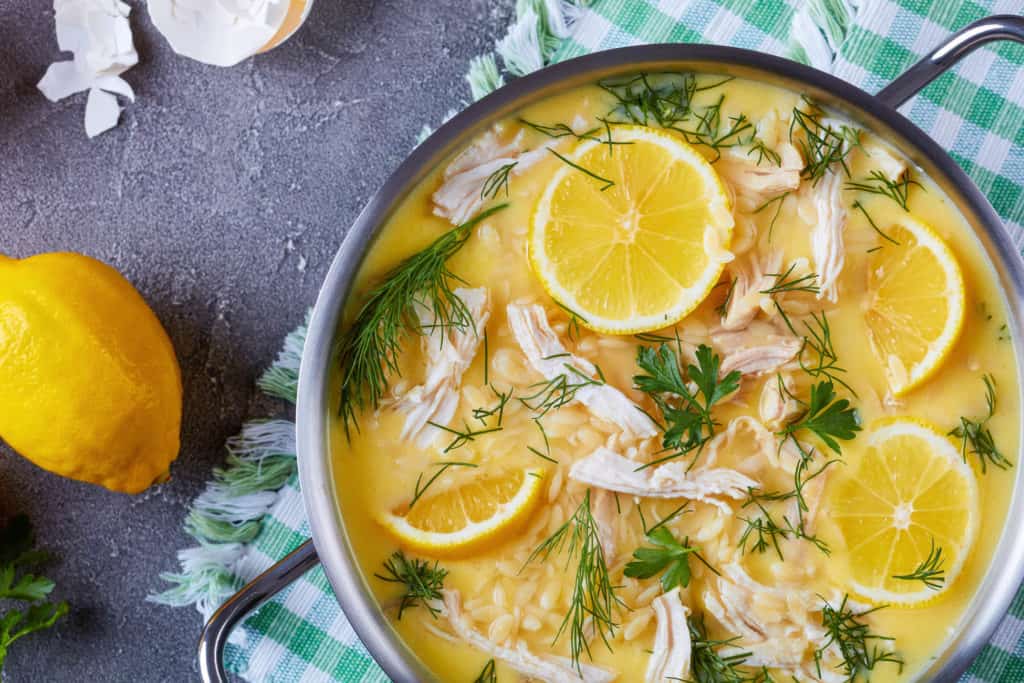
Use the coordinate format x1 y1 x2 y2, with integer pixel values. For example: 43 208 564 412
0 515 69 670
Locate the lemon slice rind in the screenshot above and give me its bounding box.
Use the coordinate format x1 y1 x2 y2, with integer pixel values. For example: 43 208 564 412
833 418 978 607
866 216 965 396
379 467 545 558
529 126 734 335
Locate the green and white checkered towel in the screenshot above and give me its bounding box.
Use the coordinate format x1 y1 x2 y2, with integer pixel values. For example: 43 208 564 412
152 1 1024 681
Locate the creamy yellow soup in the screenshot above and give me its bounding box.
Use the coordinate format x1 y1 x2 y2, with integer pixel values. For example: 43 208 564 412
331 74 1019 682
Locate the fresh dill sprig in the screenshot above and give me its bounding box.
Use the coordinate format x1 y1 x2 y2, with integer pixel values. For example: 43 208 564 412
780 380 861 454
633 344 741 468
473 659 497 683
740 481 833 559
481 162 516 200
680 94 753 161
845 170 922 211
374 550 448 619
759 262 820 295
624 526 716 591
408 461 478 509
472 385 512 426
522 490 622 672
552 299 587 342
737 495 789 560
747 137 781 166
427 421 502 454
949 373 1012 473
687 613 752 683
518 117 633 153
598 72 699 128
518 364 604 418
527 418 559 464
754 191 791 241
851 200 900 245
714 278 737 318
548 148 614 191
793 311 857 396
336 204 508 437
790 102 858 184
815 595 903 681
892 538 945 590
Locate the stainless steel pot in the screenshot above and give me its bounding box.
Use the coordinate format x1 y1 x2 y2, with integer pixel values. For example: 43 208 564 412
200 15 1024 683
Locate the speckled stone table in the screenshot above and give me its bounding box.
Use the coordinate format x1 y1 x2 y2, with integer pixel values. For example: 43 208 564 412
0 1 512 680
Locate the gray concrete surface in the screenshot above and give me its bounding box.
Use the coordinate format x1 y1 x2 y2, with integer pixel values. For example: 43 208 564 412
0 1 513 680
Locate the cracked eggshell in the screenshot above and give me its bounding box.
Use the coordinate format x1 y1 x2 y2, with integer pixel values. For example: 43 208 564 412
148 0 299 67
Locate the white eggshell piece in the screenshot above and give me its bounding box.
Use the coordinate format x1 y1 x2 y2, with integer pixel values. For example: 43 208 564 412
148 0 291 67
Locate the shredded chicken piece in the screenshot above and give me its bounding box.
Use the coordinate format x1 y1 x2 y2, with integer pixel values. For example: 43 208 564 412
645 588 692 683
432 129 547 225
715 110 804 212
569 447 755 512
591 488 619 563
507 303 658 438
758 373 801 429
714 327 801 376
703 564 844 677
397 288 489 447
810 170 847 302
721 250 783 331
863 141 907 181
438 590 618 683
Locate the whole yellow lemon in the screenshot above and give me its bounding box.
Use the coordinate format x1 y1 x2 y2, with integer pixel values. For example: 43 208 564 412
0 253 182 494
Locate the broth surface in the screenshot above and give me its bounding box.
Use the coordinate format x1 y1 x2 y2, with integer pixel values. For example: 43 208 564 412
332 74 1019 682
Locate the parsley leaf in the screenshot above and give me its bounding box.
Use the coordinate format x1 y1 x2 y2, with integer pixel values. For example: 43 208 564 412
781 380 861 453
633 343 740 464
0 515 69 670
623 527 714 591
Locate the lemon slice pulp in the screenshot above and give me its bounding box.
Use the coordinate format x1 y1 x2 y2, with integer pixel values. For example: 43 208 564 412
379 467 545 558
829 418 978 606
864 215 965 395
529 125 734 334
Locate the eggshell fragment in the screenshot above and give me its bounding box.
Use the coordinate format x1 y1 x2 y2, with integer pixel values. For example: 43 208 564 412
148 0 292 67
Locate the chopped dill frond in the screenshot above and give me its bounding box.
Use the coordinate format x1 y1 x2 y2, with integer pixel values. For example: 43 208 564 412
851 200 900 245
815 595 903 680
548 148 615 191
427 420 502 454
473 659 497 683
552 299 587 342
522 489 623 672
759 262 820 295
845 170 922 211
472 385 512 426
714 277 737 318
518 364 604 418
747 137 781 166
949 373 1012 473
336 204 508 437
892 538 946 590
481 162 516 200
737 495 789 560
754 191 791 241
790 101 859 184
687 613 752 683
407 461 479 509
598 72 700 128
374 550 447 619
527 418 559 464
682 95 753 161
795 311 857 396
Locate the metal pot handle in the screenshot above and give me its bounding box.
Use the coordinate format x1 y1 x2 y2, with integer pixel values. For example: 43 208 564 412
877 14 1024 108
197 540 320 683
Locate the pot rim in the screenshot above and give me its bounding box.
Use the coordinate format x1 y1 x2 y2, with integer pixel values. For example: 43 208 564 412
296 43 1024 683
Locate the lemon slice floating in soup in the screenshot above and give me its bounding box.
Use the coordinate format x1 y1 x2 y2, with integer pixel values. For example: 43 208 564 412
528 125 734 334
864 215 965 395
379 467 545 558
830 418 978 606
